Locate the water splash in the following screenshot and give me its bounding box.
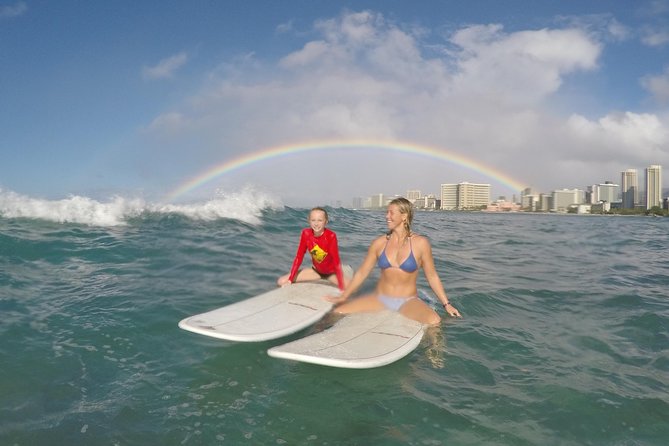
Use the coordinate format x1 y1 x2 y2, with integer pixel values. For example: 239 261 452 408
0 187 283 226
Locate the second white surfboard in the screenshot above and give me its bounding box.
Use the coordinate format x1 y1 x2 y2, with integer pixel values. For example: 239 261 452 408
267 310 425 368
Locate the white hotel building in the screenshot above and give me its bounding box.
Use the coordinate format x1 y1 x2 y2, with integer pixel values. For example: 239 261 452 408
621 169 639 209
645 165 662 209
590 181 619 204
551 188 585 212
440 182 491 210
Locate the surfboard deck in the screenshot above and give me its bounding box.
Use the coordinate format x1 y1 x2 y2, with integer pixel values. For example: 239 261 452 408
178 281 340 342
267 310 425 369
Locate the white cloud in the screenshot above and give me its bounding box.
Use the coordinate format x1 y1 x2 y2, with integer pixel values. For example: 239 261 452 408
606 18 631 41
556 13 630 43
0 1 26 19
141 11 668 203
645 0 669 16
641 67 669 103
144 112 192 136
450 25 600 104
142 52 189 80
641 27 669 46
564 112 669 169
276 19 294 34
638 1 669 46
315 11 382 46
279 40 331 67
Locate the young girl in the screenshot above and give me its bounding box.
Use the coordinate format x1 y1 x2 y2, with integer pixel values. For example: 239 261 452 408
277 207 347 290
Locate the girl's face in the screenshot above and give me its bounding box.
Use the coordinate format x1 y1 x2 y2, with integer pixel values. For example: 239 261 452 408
385 204 406 231
308 210 327 236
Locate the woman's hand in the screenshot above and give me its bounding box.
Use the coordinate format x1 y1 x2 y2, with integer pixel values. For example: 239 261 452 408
444 303 462 318
324 294 347 304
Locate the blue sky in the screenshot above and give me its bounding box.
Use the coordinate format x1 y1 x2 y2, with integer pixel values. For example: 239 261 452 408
1 0 668 206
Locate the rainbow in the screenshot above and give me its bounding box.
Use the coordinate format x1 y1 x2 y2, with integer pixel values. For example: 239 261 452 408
165 139 527 201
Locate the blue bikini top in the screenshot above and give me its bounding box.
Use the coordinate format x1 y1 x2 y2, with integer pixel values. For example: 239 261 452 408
377 237 418 273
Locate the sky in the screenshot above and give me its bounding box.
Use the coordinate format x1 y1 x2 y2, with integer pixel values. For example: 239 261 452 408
1 0 669 206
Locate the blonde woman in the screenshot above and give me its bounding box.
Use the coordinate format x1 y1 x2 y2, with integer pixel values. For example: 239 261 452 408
327 197 460 325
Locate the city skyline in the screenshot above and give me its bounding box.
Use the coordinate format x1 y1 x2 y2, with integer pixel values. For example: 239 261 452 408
354 164 669 207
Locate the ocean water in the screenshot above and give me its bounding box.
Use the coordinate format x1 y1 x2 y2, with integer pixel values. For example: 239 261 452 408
1 188 668 446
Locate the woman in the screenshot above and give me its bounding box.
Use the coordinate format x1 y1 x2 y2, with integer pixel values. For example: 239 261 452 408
326 197 461 325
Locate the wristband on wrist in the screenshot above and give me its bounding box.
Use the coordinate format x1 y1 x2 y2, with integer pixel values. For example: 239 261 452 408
443 302 450 308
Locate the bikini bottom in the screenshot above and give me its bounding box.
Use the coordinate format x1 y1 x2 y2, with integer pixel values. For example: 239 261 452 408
377 294 417 311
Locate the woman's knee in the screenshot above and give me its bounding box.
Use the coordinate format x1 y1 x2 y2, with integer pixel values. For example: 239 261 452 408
400 301 441 325
425 311 441 326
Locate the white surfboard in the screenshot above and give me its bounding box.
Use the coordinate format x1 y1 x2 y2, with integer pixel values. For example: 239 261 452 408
178 281 339 342
267 310 425 369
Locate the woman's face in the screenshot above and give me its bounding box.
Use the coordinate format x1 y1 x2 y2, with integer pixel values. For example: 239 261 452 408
308 210 327 236
385 204 406 231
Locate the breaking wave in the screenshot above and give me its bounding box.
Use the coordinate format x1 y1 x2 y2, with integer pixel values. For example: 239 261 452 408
0 187 283 226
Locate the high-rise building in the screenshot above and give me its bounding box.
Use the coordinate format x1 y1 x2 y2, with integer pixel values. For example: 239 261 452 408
522 194 540 211
621 169 638 209
440 182 491 210
459 182 491 209
645 165 662 209
440 184 458 210
597 181 619 204
587 185 597 204
406 190 421 201
539 193 552 212
369 193 385 209
414 194 438 209
551 189 584 212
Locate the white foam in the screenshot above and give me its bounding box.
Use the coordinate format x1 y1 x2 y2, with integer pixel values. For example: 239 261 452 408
0 187 282 226
152 187 283 225
0 189 144 226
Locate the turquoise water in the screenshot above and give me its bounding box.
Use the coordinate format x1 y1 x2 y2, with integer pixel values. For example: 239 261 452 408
1 193 668 445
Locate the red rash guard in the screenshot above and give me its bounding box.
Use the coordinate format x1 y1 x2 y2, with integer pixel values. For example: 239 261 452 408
288 227 345 290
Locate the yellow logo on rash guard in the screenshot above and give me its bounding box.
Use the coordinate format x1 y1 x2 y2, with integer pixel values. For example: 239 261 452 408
310 244 328 263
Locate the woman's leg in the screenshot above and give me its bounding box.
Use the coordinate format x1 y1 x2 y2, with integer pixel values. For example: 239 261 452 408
400 298 441 325
334 294 385 314
424 326 446 369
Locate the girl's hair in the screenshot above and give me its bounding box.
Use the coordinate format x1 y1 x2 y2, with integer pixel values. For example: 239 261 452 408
388 197 413 236
309 207 329 222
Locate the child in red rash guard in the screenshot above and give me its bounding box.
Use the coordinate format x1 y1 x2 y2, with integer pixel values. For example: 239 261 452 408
277 207 347 290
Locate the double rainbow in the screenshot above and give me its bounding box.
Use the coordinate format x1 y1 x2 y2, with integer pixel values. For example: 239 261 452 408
165 139 527 201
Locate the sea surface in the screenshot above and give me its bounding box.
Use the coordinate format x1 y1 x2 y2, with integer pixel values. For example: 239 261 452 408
1 188 668 446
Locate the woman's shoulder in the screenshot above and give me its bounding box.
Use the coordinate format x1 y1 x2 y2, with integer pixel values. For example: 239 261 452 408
370 234 388 246
410 233 431 247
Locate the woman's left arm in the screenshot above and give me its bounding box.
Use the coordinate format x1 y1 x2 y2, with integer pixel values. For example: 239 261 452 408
418 236 462 318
